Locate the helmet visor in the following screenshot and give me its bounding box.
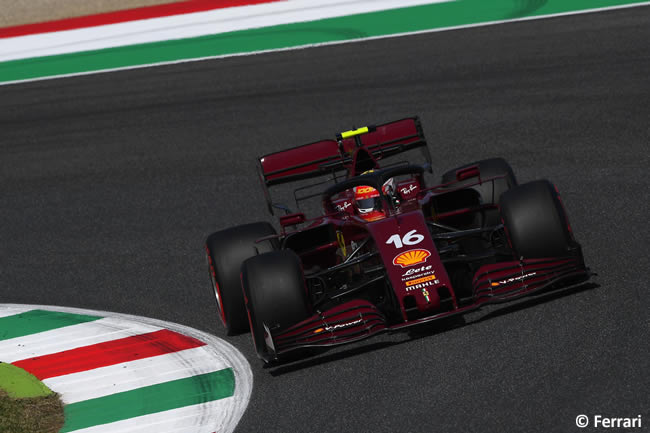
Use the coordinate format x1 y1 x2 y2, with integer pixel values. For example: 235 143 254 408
356 197 381 214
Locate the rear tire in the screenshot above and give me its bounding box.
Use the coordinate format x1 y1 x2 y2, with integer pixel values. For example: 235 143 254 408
205 222 278 335
499 180 573 258
241 250 309 362
441 158 517 226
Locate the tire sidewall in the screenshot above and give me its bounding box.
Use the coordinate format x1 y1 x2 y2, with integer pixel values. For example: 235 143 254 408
499 180 572 258
205 222 278 335
241 250 309 360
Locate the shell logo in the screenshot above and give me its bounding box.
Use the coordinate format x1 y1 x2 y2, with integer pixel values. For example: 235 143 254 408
392 249 431 268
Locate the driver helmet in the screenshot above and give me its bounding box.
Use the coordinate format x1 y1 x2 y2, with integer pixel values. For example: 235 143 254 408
354 176 396 222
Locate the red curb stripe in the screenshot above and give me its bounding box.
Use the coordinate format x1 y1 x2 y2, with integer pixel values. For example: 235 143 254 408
12 329 206 380
0 0 284 39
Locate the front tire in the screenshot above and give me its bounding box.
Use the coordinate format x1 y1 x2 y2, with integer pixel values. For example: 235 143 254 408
241 250 309 362
499 180 574 258
205 222 278 335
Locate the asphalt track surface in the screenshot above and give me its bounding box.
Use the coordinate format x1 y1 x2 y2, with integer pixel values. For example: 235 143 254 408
1 7 649 433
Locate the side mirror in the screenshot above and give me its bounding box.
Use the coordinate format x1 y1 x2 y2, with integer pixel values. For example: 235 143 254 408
279 212 306 227
456 165 481 182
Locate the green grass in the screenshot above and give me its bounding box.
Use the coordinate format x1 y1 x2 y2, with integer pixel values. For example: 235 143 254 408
0 363 64 432
0 363 53 398
0 389 64 433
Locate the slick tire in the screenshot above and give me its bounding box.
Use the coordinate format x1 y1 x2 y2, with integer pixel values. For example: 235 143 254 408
499 180 573 259
241 250 309 362
441 158 517 227
205 222 278 335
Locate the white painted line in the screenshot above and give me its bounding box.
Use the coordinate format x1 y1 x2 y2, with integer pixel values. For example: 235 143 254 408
0 305 33 318
0 304 252 433
0 316 161 363
46 346 230 404
0 0 451 62
2 2 649 87
70 398 240 433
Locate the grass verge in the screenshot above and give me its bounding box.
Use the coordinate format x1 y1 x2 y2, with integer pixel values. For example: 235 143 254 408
0 362 65 433
0 389 64 433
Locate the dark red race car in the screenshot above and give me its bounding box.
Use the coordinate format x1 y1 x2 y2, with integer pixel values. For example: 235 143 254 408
205 117 591 364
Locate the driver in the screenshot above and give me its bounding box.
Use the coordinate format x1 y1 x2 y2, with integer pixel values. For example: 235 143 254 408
354 177 396 222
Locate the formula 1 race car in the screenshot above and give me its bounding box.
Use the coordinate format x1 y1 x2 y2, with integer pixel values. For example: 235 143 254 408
205 117 591 363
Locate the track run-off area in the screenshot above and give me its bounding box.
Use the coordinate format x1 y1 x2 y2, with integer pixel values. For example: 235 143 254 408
1 0 650 84
0 305 252 432
1 2 649 433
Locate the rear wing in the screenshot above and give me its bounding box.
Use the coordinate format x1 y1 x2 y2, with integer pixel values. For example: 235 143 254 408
259 117 429 186
258 117 431 214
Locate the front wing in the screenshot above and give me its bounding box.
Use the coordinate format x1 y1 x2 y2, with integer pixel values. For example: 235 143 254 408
264 256 590 361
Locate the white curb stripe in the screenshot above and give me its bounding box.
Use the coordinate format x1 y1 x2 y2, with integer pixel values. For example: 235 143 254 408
0 0 451 62
46 346 230 404
0 305 33 318
70 398 239 433
1 304 252 433
0 316 161 363
3 2 650 88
